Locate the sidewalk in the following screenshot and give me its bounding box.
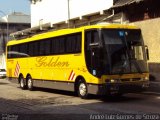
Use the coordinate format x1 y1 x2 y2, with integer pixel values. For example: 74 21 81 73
145 72 160 95
143 81 160 96
143 81 160 95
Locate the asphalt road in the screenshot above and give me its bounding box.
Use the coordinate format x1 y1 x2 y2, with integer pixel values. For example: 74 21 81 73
0 78 160 120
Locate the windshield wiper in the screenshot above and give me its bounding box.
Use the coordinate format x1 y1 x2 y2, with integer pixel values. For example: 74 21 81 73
119 59 128 75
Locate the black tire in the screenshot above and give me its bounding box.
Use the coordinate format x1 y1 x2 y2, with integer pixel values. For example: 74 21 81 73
19 76 26 90
27 76 33 91
78 80 88 99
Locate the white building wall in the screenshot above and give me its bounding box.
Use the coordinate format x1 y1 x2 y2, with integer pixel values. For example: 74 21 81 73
31 0 113 27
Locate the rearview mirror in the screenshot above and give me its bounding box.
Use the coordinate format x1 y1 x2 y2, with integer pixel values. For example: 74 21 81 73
145 45 149 60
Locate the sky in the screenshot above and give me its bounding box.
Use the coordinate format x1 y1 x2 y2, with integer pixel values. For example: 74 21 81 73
0 0 30 16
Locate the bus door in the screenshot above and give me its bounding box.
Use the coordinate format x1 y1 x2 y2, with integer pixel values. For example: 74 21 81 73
85 30 103 77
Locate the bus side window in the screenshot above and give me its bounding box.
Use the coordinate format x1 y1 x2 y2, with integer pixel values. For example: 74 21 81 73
75 33 81 53
28 42 34 56
28 41 39 56
51 38 59 54
65 33 81 54
66 35 75 53
11 45 19 58
45 39 51 55
33 41 39 56
19 44 28 57
28 42 35 56
39 40 45 55
59 37 65 54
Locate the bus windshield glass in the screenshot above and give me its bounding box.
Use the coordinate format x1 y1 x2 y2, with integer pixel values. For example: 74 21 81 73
101 29 148 75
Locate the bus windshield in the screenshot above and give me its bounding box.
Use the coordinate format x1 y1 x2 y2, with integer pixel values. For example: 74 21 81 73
101 29 148 75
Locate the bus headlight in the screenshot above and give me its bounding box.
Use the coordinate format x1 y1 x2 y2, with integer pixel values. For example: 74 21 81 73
110 79 115 83
144 77 149 80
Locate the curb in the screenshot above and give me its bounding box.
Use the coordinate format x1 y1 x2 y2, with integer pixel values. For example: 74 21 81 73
141 91 160 96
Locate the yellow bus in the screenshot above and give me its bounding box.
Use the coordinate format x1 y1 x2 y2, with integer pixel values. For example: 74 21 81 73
6 24 149 98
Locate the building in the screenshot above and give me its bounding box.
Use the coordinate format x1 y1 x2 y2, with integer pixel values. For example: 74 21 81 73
11 0 115 37
29 0 113 27
111 0 160 82
0 12 31 54
111 0 160 22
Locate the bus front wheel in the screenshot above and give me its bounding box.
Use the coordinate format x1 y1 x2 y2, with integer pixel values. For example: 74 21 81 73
78 80 88 99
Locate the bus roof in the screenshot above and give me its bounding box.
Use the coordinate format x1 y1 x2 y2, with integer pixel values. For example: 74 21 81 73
7 23 139 46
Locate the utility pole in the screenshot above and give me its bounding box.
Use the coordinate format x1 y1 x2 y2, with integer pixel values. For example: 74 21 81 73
67 0 70 28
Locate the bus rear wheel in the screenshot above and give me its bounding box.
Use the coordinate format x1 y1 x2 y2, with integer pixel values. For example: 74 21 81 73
27 76 33 91
78 80 88 99
19 76 26 90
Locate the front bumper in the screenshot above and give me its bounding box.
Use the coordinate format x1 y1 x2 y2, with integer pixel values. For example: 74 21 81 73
106 81 149 94
88 80 149 95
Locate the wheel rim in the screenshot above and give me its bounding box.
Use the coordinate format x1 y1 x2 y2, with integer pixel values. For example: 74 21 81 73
79 83 87 96
28 78 32 89
20 78 24 88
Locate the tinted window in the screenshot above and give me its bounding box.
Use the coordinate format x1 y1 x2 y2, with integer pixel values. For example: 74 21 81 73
11 45 19 58
66 33 81 53
39 40 45 55
51 38 59 54
28 41 39 56
59 37 65 53
7 32 82 58
39 39 51 55
19 44 28 57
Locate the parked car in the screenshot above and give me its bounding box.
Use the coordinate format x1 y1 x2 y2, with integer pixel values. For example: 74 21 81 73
0 69 6 78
